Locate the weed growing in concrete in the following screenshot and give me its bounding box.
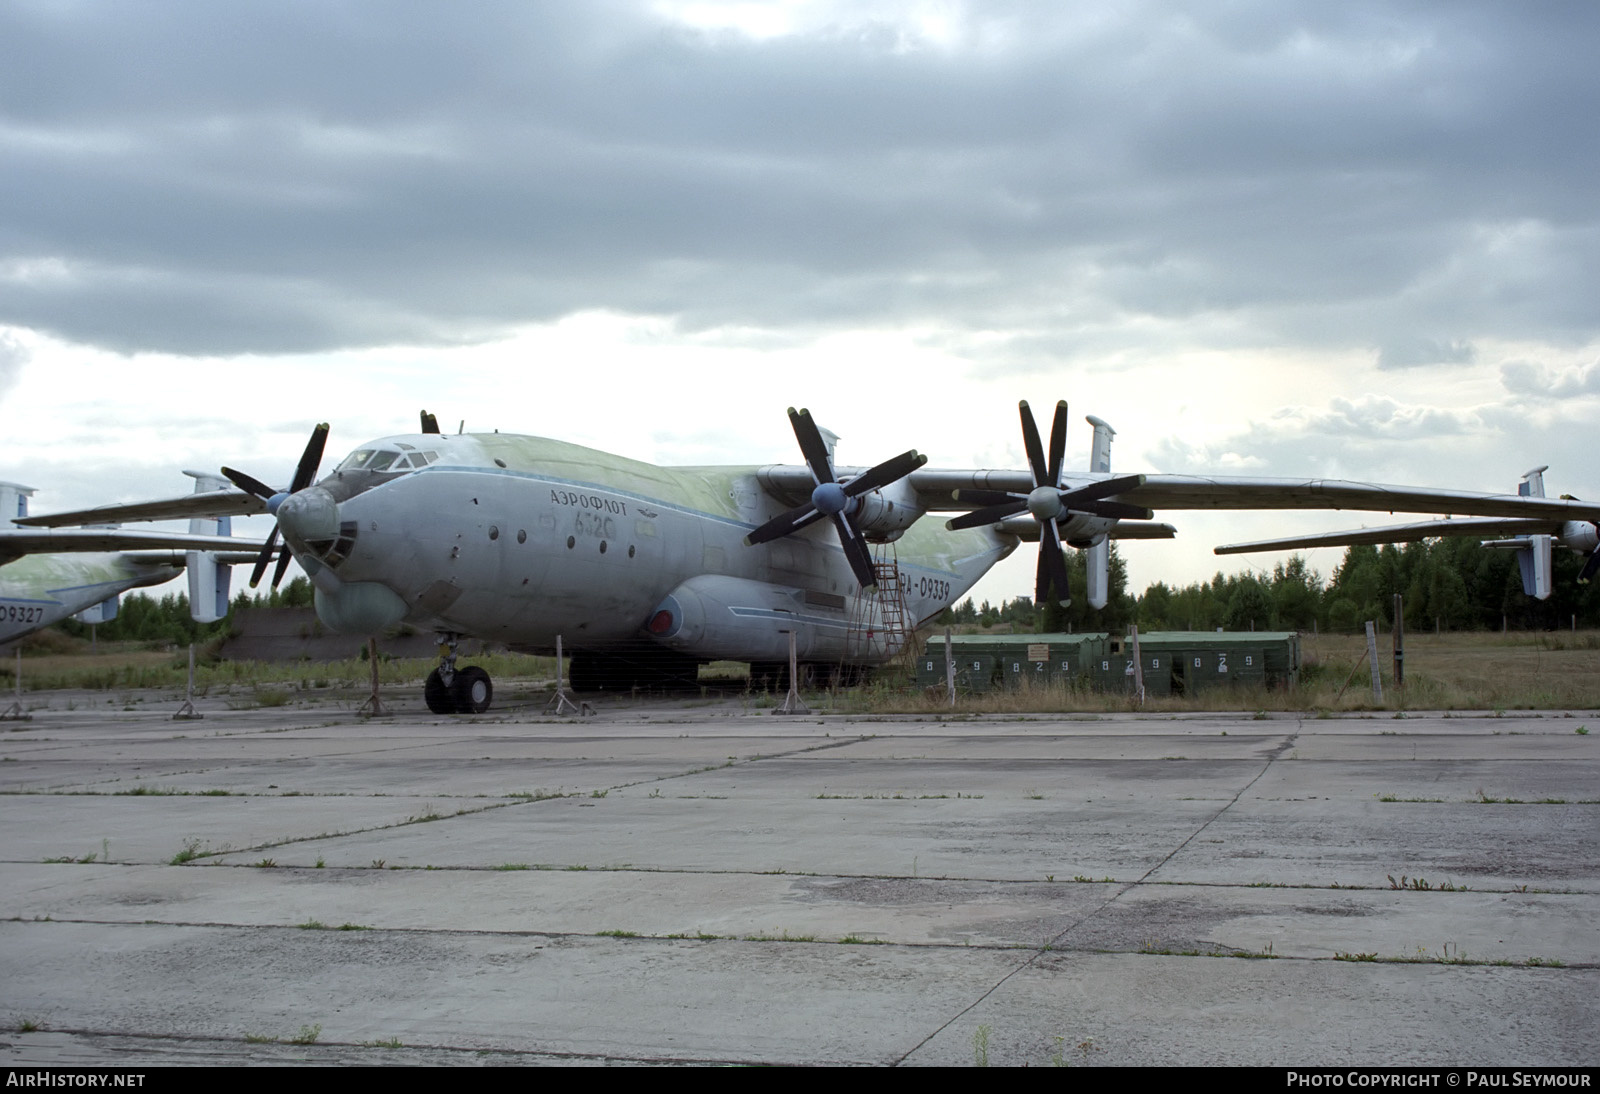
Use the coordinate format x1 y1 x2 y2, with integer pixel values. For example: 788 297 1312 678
1051 1035 1102 1066
973 1024 991 1067
290 1024 321 1045
169 838 204 865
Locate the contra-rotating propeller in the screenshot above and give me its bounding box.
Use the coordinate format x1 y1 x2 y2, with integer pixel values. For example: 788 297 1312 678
221 423 330 589
745 408 927 592
946 400 1149 607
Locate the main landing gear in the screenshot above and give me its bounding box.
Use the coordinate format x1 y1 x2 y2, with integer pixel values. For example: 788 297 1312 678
425 635 494 714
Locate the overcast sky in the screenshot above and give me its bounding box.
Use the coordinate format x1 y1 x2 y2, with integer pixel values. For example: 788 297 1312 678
4 0 1599 604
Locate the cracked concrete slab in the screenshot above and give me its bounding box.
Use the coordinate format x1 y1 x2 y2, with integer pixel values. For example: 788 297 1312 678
1 699 1594 1066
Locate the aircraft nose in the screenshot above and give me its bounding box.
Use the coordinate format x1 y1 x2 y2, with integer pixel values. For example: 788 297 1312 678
275 485 341 544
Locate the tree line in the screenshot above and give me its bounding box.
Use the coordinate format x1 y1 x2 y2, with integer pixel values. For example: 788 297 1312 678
54 576 316 646
939 539 1600 634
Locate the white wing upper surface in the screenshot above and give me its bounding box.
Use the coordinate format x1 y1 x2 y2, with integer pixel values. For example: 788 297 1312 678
14 489 266 528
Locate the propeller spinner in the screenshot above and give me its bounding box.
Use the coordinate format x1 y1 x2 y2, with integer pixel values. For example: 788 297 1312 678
945 401 1149 607
221 423 330 588
745 408 927 592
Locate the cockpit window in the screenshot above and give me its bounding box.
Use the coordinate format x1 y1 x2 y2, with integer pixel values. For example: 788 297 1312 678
337 448 404 473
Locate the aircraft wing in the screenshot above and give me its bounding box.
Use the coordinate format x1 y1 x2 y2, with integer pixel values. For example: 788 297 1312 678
914 469 1600 522
0 529 270 566
14 488 267 528
1214 517 1562 556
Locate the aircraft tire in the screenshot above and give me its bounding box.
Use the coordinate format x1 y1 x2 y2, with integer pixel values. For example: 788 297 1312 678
453 666 493 714
424 669 456 714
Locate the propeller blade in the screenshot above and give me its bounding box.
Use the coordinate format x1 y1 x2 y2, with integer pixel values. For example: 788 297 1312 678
290 423 330 493
222 467 277 502
841 450 927 498
789 408 836 486
1072 499 1156 521
248 526 280 589
951 489 1020 508
1580 550 1600 583
947 499 1028 531
1019 401 1049 486
1059 473 1147 506
832 514 878 592
1046 400 1068 488
746 502 826 546
270 541 295 588
1036 519 1072 607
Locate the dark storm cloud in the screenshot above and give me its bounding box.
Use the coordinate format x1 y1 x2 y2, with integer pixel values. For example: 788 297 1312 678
1 1 1597 357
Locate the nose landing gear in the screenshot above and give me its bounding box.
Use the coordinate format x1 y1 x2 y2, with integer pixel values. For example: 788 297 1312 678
425 635 494 714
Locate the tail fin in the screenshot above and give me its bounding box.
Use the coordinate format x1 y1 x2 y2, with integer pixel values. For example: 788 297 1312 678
1515 534 1553 600
75 596 119 624
1086 415 1115 474
1511 469 1552 598
1086 538 1110 609
0 482 36 529
183 471 234 623
1084 416 1116 609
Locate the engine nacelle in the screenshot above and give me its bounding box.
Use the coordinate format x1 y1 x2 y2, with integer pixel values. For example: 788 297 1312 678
1561 521 1600 557
645 574 893 663
1061 513 1116 549
846 477 924 543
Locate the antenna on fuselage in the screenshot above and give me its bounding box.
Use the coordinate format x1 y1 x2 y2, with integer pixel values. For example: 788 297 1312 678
458 420 465 435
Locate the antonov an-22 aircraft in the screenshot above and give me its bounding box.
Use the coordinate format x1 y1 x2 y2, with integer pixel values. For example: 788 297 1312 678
20 402 1600 714
0 475 266 645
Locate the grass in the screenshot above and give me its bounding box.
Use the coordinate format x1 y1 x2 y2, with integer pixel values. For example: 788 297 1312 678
16 629 1600 711
290 1024 322 1045
838 629 1600 713
169 838 205 865
7 645 566 695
